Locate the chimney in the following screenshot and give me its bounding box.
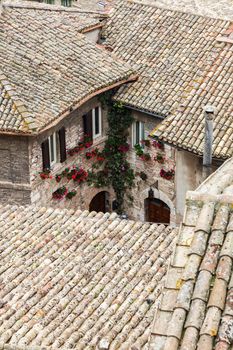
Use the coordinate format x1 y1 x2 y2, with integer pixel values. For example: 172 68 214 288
203 105 214 178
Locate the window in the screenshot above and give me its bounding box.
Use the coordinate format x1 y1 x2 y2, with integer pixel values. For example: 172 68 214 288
41 128 66 170
132 121 145 146
61 0 72 6
83 106 102 140
44 0 55 4
48 133 57 166
92 106 102 138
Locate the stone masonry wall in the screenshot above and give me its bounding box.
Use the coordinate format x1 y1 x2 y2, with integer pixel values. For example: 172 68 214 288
0 104 176 219
0 135 31 204
30 105 176 221
29 96 115 210
126 110 176 224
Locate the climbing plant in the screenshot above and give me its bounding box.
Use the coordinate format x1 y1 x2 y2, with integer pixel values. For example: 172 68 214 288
88 91 135 214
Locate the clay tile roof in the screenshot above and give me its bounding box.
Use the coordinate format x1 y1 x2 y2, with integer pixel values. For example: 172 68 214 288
103 0 230 117
0 205 177 350
149 157 233 350
152 34 233 160
0 1 135 135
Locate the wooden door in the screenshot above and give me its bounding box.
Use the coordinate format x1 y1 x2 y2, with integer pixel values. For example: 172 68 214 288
89 191 109 213
145 198 170 224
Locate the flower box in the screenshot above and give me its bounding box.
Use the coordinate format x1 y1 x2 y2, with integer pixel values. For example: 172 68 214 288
140 153 151 161
52 186 68 200
141 139 151 147
66 190 77 200
39 169 51 180
160 169 175 181
153 140 164 150
155 153 165 164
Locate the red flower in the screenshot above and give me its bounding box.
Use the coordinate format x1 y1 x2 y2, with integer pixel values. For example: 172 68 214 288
160 169 175 180
118 144 130 153
85 141 93 149
39 169 51 180
140 153 151 161
52 186 68 200
153 140 164 150
55 175 61 182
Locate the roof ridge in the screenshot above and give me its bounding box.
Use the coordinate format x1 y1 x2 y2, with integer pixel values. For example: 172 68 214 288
0 71 36 133
2 0 104 15
126 0 230 23
1 204 177 228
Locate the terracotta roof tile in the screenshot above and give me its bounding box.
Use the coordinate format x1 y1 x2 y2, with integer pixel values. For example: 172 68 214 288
153 37 233 159
149 158 233 350
0 2 135 134
103 1 230 118
0 205 177 349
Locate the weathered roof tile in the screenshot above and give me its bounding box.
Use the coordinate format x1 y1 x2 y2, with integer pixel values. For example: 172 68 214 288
149 158 233 350
0 205 177 349
0 2 135 134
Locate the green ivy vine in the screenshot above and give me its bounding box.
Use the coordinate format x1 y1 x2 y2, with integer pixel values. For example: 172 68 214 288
88 91 135 214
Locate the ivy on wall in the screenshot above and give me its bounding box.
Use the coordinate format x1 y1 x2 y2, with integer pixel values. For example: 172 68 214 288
88 91 135 214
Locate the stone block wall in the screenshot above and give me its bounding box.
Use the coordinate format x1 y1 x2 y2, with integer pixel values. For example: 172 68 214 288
126 110 176 224
29 96 113 210
29 104 176 221
0 135 31 204
0 101 176 220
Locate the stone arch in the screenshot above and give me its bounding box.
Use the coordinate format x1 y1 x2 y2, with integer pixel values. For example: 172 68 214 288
142 187 176 225
89 190 111 213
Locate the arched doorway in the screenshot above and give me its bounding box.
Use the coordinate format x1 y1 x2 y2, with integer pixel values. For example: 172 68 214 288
89 191 110 213
145 197 170 224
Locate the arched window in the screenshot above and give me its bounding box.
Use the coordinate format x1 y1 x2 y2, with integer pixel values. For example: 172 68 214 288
89 191 110 213
145 197 170 224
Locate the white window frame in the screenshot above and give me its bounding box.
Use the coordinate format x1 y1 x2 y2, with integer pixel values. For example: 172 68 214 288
48 132 57 166
132 121 145 147
92 106 102 139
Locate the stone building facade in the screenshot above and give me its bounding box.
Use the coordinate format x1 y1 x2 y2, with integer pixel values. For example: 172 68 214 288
0 135 31 204
126 109 176 224
0 97 176 224
0 1 135 213
29 96 115 211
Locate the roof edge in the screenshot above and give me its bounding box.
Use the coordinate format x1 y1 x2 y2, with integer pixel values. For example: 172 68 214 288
0 73 138 137
39 73 138 134
0 72 37 133
150 129 230 161
81 22 103 33
129 0 231 22
2 1 106 15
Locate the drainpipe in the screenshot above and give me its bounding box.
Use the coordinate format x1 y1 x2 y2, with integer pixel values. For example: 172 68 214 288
203 105 214 179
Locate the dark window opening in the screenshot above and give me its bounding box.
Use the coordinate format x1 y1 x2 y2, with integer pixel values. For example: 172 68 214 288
145 198 170 224
89 191 110 213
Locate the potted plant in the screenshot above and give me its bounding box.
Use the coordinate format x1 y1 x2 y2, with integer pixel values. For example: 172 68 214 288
52 186 68 200
66 190 77 200
39 168 51 180
134 144 144 157
155 153 165 164
140 153 151 161
141 139 150 147
160 169 175 180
